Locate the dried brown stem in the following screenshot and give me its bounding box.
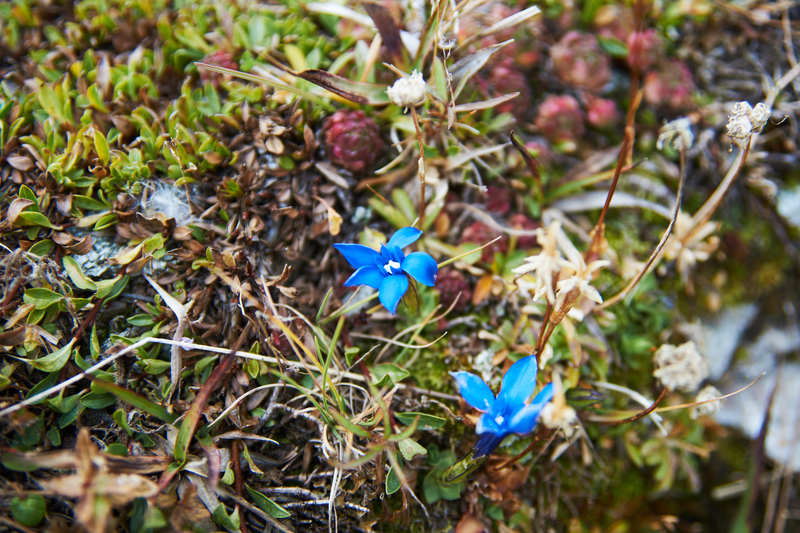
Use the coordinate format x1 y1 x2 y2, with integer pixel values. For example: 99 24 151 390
601 387 667 426
588 74 642 260
509 131 542 200
410 106 426 227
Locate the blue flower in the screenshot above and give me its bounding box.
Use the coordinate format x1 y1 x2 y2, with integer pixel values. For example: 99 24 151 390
451 355 554 457
334 227 438 314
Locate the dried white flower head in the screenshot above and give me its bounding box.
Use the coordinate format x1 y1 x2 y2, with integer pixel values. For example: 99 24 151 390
749 102 770 130
387 70 427 107
726 114 753 143
653 340 709 392
554 258 608 309
513 221 570 304
540 375 578 437
726 101 770 146
690 385 722 419
662 212 719 278
656 117 694 151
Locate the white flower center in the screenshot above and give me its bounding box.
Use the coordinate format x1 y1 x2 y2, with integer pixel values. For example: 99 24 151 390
495 415 504 426
383 260 401 274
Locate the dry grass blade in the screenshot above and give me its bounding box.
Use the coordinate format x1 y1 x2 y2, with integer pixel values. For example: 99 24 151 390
598 148 687 310
144 274 194 401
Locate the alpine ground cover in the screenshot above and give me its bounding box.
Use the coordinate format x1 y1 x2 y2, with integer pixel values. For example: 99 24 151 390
1 1 799 532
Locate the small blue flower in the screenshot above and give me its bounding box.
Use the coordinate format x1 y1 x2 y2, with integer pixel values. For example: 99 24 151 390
451 355 554 457
334 227 438 314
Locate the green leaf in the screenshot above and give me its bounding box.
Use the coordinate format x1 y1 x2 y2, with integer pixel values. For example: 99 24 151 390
598 36 628 57
72 194 109 211
15 211 60 229
92 380 177 423
86 84 109 113
17 340 74 372
246 485 291 519
386 465 401 495
398 438 428 461
105 442 128 456
391 188 416 223
46 426 61 446
329 408 371 438
93 128 110 165
344 346 360 366
430 56 447 101
113 408 134 436
93 212 118 230
94 275 129 300
80 391 117 409
126 314 155 327
11 494 46 527
211 504 240 533
370 363 410 386
1 453 40 472
395 411 446 429
28 239 54 257
18 185 38 203
24 287 64 309
368 197 412 228
138 358 170 375
63 256 97 290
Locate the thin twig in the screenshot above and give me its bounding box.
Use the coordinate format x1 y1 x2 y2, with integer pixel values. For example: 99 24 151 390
410 106 427 227
587 75 642 258
599 387 667 426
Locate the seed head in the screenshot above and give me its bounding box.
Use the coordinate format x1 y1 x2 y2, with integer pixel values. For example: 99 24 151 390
387 70 427 107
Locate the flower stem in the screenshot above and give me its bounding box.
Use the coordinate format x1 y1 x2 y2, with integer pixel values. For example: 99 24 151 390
410 106 427 229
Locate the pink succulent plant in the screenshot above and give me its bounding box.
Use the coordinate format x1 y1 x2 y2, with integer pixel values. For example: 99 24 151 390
550 31 611 91
535 95 585 143
486 59 532 121
586 96 620 128
322 110 384 174
627 29 665 72
644 60 695 110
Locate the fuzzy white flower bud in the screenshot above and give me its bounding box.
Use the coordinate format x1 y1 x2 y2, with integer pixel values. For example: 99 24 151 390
731 101 753 117
726 101 770 146
540 401 577 438
749 102 770 131
539 373 577 437
690 384 722 419
653 340 708 392
726 114 753 142
387 70 427 107
656 117 694 151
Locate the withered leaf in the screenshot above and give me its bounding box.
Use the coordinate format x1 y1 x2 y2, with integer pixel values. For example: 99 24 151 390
7 155 34 171
363 2 403 63
7 198 35 225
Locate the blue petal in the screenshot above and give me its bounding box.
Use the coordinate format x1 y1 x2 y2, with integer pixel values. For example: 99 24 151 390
476 412 502 435
378 274 409 314
497 355 539 409
530 382 555 407
344 265 384 289
507 383 555 434
386 227 422 249
334 243 380 269
450 371 495 412
402 252 437 286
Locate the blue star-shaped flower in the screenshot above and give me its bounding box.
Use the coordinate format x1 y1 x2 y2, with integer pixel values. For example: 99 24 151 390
334 227 438 314
451 355 554 457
